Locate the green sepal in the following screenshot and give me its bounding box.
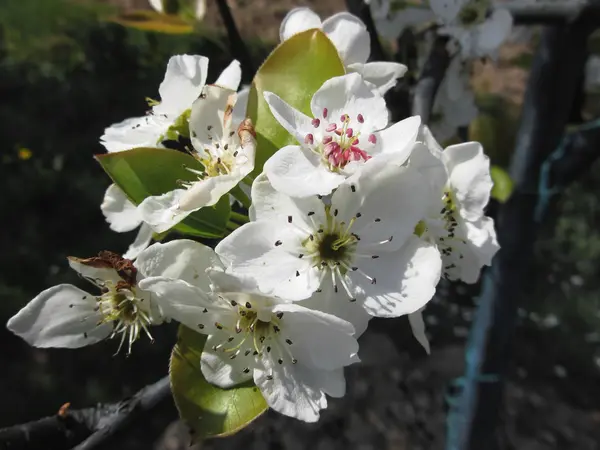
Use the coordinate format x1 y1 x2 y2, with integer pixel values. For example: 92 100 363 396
490 165 514 203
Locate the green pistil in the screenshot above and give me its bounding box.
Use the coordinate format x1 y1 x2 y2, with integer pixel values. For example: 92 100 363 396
161 108 192 142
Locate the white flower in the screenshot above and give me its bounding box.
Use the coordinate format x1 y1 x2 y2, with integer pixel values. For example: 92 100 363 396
280 7 407 94
411 126 499 283
138 239 359 423
216 157 442 330
100 54 241 153
6 241 215 353
101 184 154 259
138 85 256 233
368 0 435 40
429 0 513 59
263 73 421 198
149 0 207 20
430 57 478 143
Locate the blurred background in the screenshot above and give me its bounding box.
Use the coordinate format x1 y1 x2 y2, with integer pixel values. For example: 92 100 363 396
0 0 599 449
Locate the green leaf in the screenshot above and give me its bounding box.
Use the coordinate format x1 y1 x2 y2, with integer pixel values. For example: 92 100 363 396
96 147 230 238
247 29 345 176
107 10 195 34
170 326 268 439
490 165 514 203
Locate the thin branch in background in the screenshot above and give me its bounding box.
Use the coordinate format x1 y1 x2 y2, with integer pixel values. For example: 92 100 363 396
215 0 255 78
503 0 600 25
0 376 172 450
411 35 450 125
344 0 386 61
445 10 599 450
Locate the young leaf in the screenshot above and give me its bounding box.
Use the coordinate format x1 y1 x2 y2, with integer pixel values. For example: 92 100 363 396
247 29 345 176
107 10 195 34
490 165 514 203
170 326 268 439
96 147 230 238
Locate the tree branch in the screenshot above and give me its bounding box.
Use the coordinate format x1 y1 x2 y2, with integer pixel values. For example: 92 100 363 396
215 0 255 78
445 10 599 450
503 1 600 25
411 35 450 125
0 376 171 450
345 0 386 61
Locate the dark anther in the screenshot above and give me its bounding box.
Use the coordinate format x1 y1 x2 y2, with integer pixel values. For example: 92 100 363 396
288 215 292 223
275 240 282 246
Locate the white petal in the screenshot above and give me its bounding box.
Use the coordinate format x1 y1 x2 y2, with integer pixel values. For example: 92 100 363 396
215 221 319 301
137 189 190 234
190 84 236 149
138 277 233 333
135 239 224 287
273 303 358 370
123 223 154 260
67 257 121 285
178 172 248 210
254 356 326 423
263 92 314 145
101 184 142 233
321 12 370 65
310 73 388 133
7 284 111 348
445 216 499 283
409 142 447 205
279 7 322 41
408 309 431 354
371 5 435 40
298 281 371 337
201 333 255 388
264 145 347 198
333 160 429 252
149 0 163 13
429 0 463 23
232 85 250 127
444 142 493 221
214 60 241 91
249 172 325 227
347 61 407 95
360 236 442 318
371 115 421 163
206 268 262 295
473 9 513 57
100 116 168 153
155 55 209 115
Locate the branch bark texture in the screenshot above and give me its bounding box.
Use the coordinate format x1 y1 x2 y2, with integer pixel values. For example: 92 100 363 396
0 376 171 450
445 8 599 450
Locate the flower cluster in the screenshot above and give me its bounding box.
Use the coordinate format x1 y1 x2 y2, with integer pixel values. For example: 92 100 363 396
7 7 499 424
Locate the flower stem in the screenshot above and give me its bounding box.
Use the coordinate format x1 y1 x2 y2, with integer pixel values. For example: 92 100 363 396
230 211 250 224
230 185 252 210
226 221 241 231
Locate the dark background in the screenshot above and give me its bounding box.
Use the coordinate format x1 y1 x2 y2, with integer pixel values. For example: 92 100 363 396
1 0 599 448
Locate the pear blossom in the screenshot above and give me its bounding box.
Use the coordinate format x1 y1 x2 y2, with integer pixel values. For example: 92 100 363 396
216 157 442 330
138 239 359 422
429 0 513 60
430 57 478 143
280 7 407 94
6 241 220 353
101 184 154 259
367 0 435 40
263 73 421 198
100 54 241 153
411 126 499 283
138 85 256 233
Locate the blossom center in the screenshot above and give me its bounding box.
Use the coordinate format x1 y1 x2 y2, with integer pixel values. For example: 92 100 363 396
96 281 154 354
305 111 376 171
458 0 489 27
